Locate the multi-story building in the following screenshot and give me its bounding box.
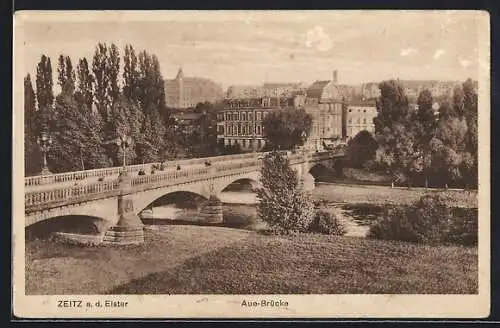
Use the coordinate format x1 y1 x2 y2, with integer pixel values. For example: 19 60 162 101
302 71 354 150
217 71 380 152
217 97 296 151
346 101 377 138
164 68 224 109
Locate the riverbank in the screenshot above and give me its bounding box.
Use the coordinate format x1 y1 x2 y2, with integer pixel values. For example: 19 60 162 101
26 225 477 295
312 183 477 208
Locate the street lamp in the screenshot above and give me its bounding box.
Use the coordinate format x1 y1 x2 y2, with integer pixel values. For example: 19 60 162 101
37 131 53 175
115 134 133 170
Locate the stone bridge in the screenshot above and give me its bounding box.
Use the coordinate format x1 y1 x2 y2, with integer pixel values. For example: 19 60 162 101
24 150 343 244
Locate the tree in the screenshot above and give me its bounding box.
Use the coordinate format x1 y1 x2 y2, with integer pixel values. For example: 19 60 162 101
107 43 121 107
374 80 417 186
108 96 143 166
412 89 437 188
76 57 94 112
24 74 41 175
262 108 313 150
187 102 218 157
57 54 66 88
345 130 378 168
430 116 468 187
374 80 409 131
92 43 110 122
462 79 478 187
35 55 54 114
256 151 315 233
123 44 140 101
57 55 76 90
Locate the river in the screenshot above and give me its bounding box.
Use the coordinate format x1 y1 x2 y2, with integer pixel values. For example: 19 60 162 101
143 185 377 237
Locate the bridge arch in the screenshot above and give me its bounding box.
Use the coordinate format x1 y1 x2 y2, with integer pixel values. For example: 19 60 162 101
26 214 109 239
139 190 209 213
132 185 211 215
220 178 260 193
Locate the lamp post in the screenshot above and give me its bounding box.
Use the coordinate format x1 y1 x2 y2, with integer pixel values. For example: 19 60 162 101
115 134 133 174
37 131 53 176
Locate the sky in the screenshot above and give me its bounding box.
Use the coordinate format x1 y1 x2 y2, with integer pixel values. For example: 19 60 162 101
16 11 487 90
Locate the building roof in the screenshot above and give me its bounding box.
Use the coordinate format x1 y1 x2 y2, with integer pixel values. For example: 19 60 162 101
306 80 354 101
305 80 331 99
348 100 377 107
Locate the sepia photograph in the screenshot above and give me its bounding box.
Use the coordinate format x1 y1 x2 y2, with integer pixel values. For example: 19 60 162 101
13 10 490 318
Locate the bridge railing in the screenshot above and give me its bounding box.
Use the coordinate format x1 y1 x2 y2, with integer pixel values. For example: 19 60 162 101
24 152 260 188
25 179 120 208
130 166 211 187
24 151 339 210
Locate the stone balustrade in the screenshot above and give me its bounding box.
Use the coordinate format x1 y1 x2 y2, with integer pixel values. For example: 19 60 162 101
24 151 342 212
130 167 211 187
25 152 260 188
25 179 119 208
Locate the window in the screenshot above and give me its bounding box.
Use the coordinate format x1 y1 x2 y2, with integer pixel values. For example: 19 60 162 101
248 112 253 121
257 111 262 120
237 123 241 135
363 118 367 124
243 125 247 135
257 125 262 135
242 112 247 121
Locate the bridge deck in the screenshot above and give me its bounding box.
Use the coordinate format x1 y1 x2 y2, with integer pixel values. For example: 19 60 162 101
24 151 343 213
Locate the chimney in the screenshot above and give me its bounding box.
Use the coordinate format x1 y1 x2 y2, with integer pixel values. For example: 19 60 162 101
333 70 338 84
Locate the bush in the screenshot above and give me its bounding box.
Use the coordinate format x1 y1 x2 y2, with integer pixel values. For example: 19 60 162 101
368 194 455 245
310 210 346 236
447 208 478 246
256 151 315 234
345 130 378 168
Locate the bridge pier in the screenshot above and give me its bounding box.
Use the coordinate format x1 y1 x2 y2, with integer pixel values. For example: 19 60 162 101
198 181 223 224
102 170 144 245
199 196 223 224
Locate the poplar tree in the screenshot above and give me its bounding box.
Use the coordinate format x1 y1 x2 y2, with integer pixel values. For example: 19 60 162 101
92 43 110 122
24 74 41 175
76 57 94 112
35 55 54 115
123 44 140 101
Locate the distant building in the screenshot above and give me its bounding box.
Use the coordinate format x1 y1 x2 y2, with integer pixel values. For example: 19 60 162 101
216 95 305 151
346 101 377 138
226 82 306 99
303 71 354 150
164 68 224 109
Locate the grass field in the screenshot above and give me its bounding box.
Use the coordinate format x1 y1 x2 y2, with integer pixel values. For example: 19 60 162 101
26 225 478 295
312 184 477 208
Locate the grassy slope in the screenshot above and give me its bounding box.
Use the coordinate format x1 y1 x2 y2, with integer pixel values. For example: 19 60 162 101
26 226 478 295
